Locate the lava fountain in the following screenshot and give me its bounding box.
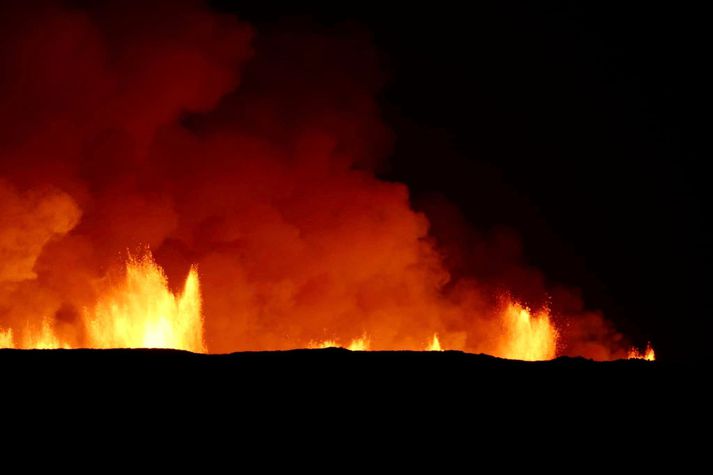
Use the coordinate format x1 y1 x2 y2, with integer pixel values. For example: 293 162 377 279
628 342 656 361
0 253 205 352
84 254 205 352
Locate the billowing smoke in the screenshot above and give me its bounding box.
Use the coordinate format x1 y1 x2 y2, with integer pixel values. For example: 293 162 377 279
0 0 627 359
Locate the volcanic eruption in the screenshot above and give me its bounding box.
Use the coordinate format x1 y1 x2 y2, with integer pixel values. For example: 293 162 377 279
0 0 648 361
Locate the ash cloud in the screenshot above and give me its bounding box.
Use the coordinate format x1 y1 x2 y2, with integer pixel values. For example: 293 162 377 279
0 0 627 358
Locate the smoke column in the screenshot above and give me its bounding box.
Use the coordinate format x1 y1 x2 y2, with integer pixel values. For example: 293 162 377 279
0 0 626 359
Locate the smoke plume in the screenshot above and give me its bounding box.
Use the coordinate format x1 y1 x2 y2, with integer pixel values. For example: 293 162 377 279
0 0 627 359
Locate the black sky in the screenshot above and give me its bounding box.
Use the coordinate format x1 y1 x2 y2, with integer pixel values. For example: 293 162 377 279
214 1 709 361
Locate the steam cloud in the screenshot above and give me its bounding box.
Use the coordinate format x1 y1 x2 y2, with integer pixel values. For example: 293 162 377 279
0 0 626 359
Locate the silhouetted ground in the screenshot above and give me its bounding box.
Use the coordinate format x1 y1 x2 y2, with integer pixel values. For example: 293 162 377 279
3 349 704 459
0 348 693 393
1 348 706 436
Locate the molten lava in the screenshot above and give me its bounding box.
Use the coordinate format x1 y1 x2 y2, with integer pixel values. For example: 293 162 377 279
1 256 565 360
498 303 558 361
427 334 443 351
309 335 371 351
22 318 70 349
0 318 70 349
84 254 205 352
0 329 13 348
347 335 370 351
628 342 655 361
0 253 205 352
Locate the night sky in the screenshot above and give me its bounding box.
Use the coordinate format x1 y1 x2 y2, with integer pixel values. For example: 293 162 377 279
216 1 709 361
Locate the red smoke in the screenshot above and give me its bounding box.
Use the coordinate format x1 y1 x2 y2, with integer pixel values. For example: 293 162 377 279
0 0 628 359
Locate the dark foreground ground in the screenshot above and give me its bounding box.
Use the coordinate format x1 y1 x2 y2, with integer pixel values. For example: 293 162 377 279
0 349 711 422
2 349 704 462
1 348 707 436
0 348 699 397
1 347 671 384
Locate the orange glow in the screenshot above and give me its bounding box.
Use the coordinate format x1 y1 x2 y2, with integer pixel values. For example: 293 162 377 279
309 335 371 351
312 339 339 349
311 339 339 349
1 319 70 349
4 273 567 360
1 253 204 352
427 333 443 351
0 328 13 348
628 342 655 361
84 254 205 352
22 318 70 349
303 302 560 360
347 335 370 351
497 302 558 361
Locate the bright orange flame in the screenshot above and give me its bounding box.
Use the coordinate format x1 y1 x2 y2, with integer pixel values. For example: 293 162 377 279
2 256 567 361
2 254 205 351
84 254 205 352
497 302 558 361
628 342 655 361
427 333 443 351
307 340 342 348
0 328 13 348
22 318 70 349
347 335 370 351
305 304 559 361
311 339 339 349
1 319 71 349
309 334 371 351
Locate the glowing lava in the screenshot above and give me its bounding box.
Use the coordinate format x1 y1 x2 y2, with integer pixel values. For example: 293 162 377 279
311 339 339 349
0 253 205 352
497 302 558 361
0 329 13 348
347 335 370 351
427 334 443 351
310 335 371 351
22 318 70 349
0 256 562 361
628 342 655 361
0 318 70 349
85 254 205 352
305 307 558 361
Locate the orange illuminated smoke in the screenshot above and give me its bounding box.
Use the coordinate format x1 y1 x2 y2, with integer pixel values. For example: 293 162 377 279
0 1 651 365
84 254 205 352
497 303 558 361
628 342 655 361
